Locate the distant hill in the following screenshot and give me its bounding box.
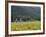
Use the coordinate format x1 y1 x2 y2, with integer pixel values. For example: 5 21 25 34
11 6 41 20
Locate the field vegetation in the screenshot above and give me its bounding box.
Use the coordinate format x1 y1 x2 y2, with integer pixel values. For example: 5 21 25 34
11 21 41 31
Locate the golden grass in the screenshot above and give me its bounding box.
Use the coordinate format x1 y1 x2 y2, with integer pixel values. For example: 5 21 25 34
11 21 41 31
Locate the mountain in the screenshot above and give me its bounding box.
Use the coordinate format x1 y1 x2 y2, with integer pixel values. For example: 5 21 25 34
11 6 41 19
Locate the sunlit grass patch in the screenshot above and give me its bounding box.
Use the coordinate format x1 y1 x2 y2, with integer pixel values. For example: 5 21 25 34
11 21 41 31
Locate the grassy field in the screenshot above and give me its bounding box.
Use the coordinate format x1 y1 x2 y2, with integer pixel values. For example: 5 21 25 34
11 21 41 31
